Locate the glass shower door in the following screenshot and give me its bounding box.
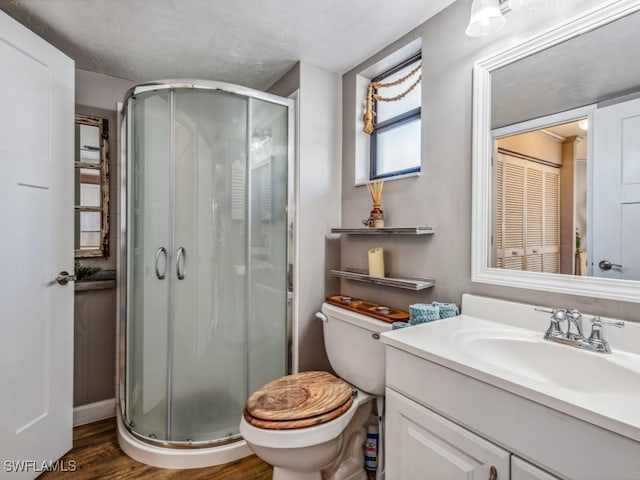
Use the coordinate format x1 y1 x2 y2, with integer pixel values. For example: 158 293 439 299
123 84 291 446
126 91 172 440
247 98 289 395
171 89 250 442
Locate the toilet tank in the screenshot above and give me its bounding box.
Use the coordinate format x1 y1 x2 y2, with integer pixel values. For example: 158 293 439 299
320 303 393 395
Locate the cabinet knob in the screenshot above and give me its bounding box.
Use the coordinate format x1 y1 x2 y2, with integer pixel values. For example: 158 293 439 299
489 465 498 480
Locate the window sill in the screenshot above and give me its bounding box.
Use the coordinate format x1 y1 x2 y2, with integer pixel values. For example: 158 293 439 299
354 170 420 187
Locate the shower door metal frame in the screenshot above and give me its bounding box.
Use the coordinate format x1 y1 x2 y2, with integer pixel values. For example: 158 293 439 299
117 80 296 449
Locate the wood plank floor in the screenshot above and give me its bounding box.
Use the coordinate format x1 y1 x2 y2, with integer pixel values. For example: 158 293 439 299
39 418 273 479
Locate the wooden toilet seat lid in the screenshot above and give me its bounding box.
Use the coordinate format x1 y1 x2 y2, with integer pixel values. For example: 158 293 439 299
245 371 353 422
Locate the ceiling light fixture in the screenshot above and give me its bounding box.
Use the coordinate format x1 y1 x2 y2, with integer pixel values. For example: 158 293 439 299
578 119 589 131
465 0 506 37
466 0 545 37
509 0 541 12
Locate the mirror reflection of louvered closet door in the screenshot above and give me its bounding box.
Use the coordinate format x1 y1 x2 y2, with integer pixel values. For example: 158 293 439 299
494 152 560 273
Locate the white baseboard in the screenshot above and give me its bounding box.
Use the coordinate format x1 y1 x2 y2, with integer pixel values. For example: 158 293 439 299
73 398 116 427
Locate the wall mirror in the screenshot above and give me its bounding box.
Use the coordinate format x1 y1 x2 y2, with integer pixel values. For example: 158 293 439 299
472 0 640 302
75 113 109 257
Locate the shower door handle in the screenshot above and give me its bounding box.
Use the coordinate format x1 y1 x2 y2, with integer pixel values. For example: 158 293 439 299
155 247 167 280
176 247 186 280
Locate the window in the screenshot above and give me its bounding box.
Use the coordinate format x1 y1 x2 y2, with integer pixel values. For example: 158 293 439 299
370 54 422 180
75 114 110 257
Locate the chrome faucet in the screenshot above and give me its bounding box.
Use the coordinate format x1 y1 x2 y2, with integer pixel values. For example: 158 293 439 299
535 307 624 354
565 309 584 340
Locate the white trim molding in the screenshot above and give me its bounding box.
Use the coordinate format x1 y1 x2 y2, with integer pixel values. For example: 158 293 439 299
73 398 116 427
471 0 640 303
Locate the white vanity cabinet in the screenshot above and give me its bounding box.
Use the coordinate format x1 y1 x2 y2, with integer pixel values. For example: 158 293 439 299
386 388 509 479
383 345 640 480
387 385 562 480
511 457 560 480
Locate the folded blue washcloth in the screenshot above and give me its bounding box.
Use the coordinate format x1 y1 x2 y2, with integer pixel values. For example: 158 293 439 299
409 303 440 324
392 321 411 330
392 302 460 331
432 302 460 319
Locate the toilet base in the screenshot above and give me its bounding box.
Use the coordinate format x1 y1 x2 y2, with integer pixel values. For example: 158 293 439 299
272 466 367 480
273 468 322 480
271 400 372 480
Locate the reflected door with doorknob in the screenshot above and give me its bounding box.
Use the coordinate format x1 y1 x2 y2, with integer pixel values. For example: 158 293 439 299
592 98 640 280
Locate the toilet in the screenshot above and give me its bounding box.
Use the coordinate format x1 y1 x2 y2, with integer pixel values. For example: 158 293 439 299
239 302 391 480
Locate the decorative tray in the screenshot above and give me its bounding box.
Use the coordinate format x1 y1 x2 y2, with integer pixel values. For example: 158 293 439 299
326 295 409 324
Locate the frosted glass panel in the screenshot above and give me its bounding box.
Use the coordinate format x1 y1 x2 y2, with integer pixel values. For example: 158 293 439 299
126 92 171 440
248 98 288 394
376 118 421 176
171 89 249 442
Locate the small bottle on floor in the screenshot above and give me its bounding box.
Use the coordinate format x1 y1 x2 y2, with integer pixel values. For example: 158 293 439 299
364 424 378 478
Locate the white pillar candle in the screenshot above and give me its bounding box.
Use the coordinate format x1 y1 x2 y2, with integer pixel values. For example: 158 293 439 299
368 247 385 277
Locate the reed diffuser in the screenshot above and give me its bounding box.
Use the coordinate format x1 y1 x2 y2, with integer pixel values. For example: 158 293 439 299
364 180 385 228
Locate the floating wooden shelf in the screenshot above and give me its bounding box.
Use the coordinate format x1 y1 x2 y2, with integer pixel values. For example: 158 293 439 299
331 226 435 235
330 268 435 291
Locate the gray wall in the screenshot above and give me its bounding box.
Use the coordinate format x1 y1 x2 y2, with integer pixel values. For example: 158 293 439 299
74 70 134 407
268 63 300 98
340 0 640 322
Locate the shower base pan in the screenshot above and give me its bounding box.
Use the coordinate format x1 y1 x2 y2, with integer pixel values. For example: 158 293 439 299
116 412 252 469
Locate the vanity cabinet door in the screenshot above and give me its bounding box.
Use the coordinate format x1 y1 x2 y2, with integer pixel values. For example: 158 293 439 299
386 388 510 479
512 456 560 480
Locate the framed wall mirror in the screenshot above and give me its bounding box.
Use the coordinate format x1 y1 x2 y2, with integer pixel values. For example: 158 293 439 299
472 0 640 303
75 113 109 257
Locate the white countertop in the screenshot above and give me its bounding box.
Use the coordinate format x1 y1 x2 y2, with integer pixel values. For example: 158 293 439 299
380 294 640 443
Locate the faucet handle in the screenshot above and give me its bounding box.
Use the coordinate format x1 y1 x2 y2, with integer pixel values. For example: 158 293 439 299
589 316 624 329
534 307 566 319
587 316 624 354
535 307 567 338
534 307 554 314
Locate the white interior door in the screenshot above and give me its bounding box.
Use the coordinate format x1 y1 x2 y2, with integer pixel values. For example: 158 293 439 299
592 98 640 280
0 11 74 479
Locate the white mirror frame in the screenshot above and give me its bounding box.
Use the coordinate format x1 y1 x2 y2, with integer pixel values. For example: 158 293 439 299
471 0 640 303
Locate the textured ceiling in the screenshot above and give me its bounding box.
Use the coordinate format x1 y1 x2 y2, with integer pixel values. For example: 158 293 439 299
1 0 456 90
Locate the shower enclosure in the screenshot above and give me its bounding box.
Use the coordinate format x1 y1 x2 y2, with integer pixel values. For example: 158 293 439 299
117 81 293 465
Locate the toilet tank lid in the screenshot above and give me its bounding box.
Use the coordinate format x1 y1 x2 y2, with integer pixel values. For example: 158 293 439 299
321 303 393 333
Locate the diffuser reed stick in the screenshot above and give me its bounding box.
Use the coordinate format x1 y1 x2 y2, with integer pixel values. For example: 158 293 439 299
364 180 385 228
366 180 384 207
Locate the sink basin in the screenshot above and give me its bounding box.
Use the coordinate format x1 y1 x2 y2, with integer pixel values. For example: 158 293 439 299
452 327 640 395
